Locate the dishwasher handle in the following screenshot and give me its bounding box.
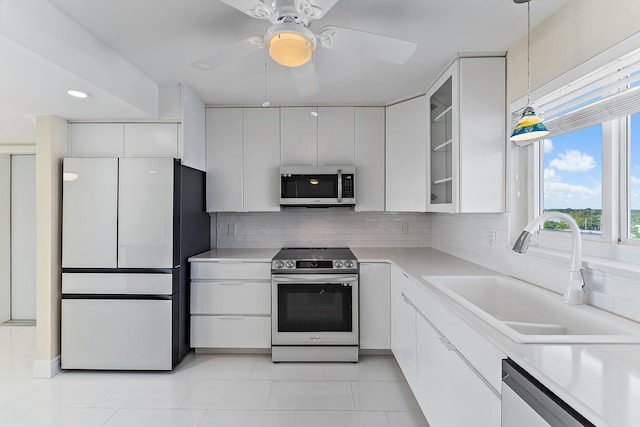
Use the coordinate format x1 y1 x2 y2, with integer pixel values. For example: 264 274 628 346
502 359 595 426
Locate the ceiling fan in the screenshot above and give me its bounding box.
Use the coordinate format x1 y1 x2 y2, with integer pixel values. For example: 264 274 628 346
190 0 418 97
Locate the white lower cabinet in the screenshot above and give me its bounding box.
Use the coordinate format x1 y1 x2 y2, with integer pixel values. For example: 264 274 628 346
191 316 271 348
359 263 391 349
390 265 417 389
190 261 271 349
414 283 501 426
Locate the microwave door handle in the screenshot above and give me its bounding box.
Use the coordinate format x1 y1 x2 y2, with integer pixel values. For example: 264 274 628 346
337 168 342 203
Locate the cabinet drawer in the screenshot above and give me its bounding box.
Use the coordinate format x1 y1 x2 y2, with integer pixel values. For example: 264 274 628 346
415 283 504 392
191 316 271 348
191 281 271 315
191 262 271 280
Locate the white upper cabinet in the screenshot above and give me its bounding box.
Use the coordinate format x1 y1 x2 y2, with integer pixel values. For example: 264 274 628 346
70 123 180 159
426 56 506 213
385 95 427 212
354 107 385 212
206 108 243 212
205 108 281 212
280 107 318 165
243 108 281 212
69 123 124 157
281 106 357 166
62 158 119 268
123 123 179 158
317 107 355 165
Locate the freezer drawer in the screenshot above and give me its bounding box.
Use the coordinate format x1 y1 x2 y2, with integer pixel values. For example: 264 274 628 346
62 273 174 295
62 298 173 370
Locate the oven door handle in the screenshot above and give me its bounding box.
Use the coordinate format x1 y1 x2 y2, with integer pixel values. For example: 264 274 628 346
272 274 358 284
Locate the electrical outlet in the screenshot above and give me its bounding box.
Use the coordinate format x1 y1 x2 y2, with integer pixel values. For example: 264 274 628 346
489 231 497 248
228 224 237 236
401 223 409 234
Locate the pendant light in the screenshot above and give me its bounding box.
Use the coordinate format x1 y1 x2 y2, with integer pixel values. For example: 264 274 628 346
510 0 549 144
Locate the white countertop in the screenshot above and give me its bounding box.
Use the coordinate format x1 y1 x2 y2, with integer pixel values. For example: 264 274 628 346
189 248 279 262
189 247 640 426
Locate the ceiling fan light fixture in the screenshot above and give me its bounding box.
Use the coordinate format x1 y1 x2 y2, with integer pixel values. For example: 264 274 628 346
266 23 316 67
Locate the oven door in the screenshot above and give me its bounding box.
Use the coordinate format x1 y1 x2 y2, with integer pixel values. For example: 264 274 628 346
272 274 359 346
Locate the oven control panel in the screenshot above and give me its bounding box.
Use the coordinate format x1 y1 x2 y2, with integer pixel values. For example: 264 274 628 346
271 258 358 272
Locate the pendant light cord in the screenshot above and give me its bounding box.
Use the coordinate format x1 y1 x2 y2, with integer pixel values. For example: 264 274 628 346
527 0 531 107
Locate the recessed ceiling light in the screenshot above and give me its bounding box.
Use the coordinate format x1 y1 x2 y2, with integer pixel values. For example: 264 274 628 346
66 89 90 99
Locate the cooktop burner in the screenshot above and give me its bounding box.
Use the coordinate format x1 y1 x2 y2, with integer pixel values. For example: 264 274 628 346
272 247 358 273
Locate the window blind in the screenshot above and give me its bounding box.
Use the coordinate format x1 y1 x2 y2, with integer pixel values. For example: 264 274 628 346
523 47 640 137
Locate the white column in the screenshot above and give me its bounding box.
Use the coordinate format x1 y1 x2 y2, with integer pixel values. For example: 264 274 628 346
33 116 67 378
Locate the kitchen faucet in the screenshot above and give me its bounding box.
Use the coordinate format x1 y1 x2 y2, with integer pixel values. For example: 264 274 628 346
512 212 585 305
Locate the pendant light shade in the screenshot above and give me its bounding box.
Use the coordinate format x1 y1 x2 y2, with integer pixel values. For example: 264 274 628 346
510 0 548 144
510 106 549 143
266 23 316 67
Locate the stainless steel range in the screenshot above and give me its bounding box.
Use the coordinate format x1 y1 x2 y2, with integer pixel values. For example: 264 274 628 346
271 248 359 362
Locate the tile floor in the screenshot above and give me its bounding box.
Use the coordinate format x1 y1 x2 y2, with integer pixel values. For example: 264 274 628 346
0 326 429 427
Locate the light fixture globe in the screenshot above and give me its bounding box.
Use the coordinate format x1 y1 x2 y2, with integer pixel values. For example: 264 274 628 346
265 22 316 67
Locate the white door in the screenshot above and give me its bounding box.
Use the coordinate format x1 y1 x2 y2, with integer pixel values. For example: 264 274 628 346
118 158 174 268
62 158 119 268
10 155 36 320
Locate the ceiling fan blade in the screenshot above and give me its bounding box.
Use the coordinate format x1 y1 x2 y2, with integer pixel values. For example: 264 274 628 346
317 26 417 65
295 0 338 21
220 0 274 20
290 61 319 98
190 36 264 71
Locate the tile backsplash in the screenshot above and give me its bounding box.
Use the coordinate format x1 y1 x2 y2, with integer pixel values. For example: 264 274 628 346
215 209 431 249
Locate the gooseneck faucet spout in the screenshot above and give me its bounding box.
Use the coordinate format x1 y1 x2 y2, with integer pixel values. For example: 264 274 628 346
512 212 584 305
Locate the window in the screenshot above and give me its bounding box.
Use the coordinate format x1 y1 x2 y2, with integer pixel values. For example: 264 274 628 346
517 44 640 251
542 124 603 234
628 112 640 240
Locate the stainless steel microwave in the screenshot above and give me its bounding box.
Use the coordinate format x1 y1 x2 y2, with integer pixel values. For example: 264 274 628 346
280 165 355 207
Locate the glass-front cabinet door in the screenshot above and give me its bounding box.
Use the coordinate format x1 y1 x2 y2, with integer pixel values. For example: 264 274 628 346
427 61 459 213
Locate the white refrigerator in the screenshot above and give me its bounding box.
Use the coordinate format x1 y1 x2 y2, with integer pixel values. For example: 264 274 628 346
61 158 210 370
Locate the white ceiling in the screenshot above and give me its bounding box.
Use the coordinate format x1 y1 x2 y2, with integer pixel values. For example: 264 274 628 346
0 0 566 143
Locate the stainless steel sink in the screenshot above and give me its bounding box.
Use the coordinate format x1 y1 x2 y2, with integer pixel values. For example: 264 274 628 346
422 275 640 344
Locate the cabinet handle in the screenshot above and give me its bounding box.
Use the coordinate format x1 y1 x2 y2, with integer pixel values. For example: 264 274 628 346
402 273 409 278
217 316 244 320
401 292 412 305
217 282 244 286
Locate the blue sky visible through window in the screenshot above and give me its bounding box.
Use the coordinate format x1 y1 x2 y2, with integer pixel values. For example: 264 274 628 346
543 124 603 210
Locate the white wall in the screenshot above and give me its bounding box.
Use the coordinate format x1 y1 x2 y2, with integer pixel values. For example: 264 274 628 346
216 210 431 249
432 0 640 322
0 155 10 323
11 155 36 320
507 0 640 104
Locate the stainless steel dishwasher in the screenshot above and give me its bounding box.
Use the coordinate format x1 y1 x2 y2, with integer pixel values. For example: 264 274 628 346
501 359 595 427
